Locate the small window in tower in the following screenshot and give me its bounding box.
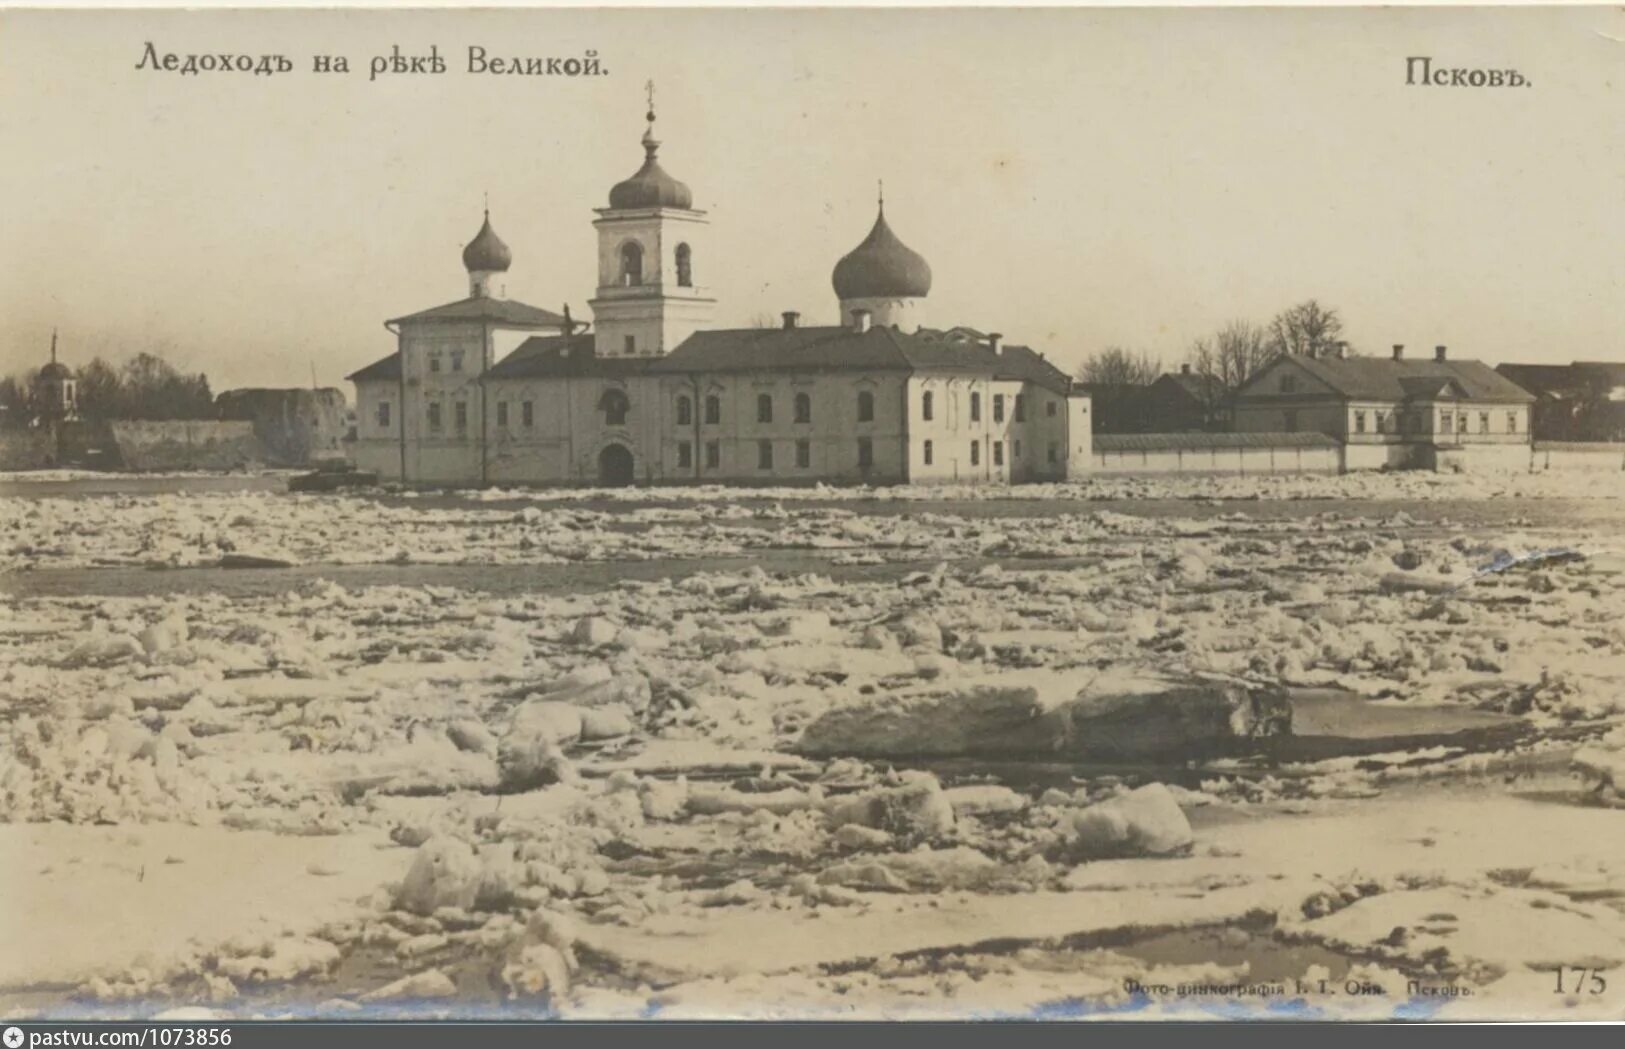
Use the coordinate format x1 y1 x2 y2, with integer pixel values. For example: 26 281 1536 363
620 241 644 287
757 393 773 424
795 439 810 468
970 392 982 422
857 390 874 423
601 388 630 426
705 395 721 425
758 440 774 470
624 335 636 356
794 392 811 424
675 243 693 288
676 395 692 426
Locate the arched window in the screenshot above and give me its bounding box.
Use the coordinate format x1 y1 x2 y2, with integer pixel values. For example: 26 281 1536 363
757 393 774 423
600 388 630 426
857 390 875 423
921 391 934 421
794 392 811 424
704 395 721 425
675 243 693 288
620 241 644 287
676 395 692 426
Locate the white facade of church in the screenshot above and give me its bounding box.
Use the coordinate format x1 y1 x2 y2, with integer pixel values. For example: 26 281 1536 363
348 106 1092 487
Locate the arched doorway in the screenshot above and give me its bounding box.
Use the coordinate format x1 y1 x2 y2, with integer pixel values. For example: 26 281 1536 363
598 443 635 487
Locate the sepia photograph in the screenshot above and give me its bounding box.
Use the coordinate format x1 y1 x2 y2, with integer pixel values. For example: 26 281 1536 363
1 3 1624 1026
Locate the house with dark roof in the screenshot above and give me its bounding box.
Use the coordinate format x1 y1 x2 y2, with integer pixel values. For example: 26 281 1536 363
346 99 1092 487
1495 362 1625 442
1232 344 1535 471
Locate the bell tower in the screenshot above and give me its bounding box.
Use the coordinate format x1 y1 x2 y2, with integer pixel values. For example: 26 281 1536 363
589 85 715 358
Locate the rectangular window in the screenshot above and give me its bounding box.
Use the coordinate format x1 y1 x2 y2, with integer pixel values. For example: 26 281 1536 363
705 440 720 468
496 402 509 427
923 439 933 465
1440 412 1453 434
427 402 442 432
705 396 721 425
522 401 534 428
1457 412 1467 434
1479 412 1490 433
795 439 810 468
1014 395 1025 422
429 354 441 374
454 401 468 434
922 392 934 421
450 350 464 373
624 335 636 355
993 394 1006 423
1354 411 1366 434
970 441 981 466
377 401 391 428
757 440 774 470
970 392 982 422
993 440 1004 466
677 441 692 468
757 395 773 424
1047 442 1058 463
1013 440 1022 459
1046 401 1057 418
857 437 873 468
1508 411 1518 434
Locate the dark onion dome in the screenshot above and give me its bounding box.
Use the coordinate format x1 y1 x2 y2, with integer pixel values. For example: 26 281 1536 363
461 211 512 273
608 117 694 210
38 361 71 380
832 204 932 300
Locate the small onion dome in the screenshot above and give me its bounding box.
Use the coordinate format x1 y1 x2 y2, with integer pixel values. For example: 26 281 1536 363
608 118 693 210
38 361 71 381
462 212 512 273
832 205 932 300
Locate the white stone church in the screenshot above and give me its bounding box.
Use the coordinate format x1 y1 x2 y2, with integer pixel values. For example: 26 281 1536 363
347 103 1093 487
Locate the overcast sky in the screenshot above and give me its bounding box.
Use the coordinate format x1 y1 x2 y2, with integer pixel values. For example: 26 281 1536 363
1 7 1620 389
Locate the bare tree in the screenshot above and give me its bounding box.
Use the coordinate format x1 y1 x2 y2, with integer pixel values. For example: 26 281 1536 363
1266 299 1346 358
1187 320 1274 390
1076 346 1162 387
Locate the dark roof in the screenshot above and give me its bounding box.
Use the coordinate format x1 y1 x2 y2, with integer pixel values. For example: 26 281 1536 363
388 297 569 329
1245 355 1534 403
1498 362 1625 398
831 206 933 300
461 213 512 273
1096 431 1339 452
650 325 1073 395
486 334 657 379
1151 371 1225 401
346 353 400 383
608 128 693 210
37 362 71 381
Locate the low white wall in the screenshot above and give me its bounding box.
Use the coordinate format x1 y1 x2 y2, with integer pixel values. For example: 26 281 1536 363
1533 443 1625 472
1092 444 1340 476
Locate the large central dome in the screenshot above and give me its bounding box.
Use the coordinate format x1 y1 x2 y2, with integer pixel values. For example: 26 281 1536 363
462 212 512 273
832 204 932 301
609 115 693 211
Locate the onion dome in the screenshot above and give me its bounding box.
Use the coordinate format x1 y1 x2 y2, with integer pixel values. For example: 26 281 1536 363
608 108 693 210
38 361 70 381
462 211 512 273
832 201 932 300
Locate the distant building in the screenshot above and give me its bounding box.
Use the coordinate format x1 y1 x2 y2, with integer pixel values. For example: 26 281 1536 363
1143 365 1229 432
348 99 1092 487
1494 362 1625 443
216 387 350 467
1076 383 1151 434
1232 344 1534 470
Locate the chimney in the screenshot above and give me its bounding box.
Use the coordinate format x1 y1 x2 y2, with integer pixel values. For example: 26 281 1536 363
1392 344 1405 361
851 308 872 334
1180 363 1192 375
1435 344 1448 362
781 311 800 330
987 332 1003 354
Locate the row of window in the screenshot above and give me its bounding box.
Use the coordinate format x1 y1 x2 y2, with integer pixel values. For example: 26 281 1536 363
674 438 872 471
426 350 467 374
618 241 693 288
1349 409 1519 436
921 391 1053 423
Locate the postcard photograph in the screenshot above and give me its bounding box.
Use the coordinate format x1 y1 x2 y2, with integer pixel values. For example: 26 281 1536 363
1 4 1624 1025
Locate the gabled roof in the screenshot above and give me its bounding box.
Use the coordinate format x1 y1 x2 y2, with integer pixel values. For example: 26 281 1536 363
649 325 1074 395
1243 354 1535 404
486 334 656 379
388 297 570 329
1151 371 1225 402
346 352 400 383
